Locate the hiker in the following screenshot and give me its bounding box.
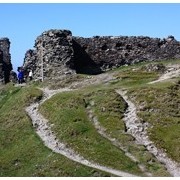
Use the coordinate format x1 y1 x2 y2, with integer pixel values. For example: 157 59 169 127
28 70 33 81
18 69 24 84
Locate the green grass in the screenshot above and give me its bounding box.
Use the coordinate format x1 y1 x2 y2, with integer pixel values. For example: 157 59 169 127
84 88 128 141
39 88 145 176
0 84 114 177
1 59 180 176
110 68 159 89
39 60 179 176
128 80 180 163
111 61 180 164
79 87 170 176
109 59 180 89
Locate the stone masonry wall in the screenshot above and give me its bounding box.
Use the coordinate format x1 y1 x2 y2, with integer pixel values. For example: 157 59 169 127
0 38 12 84
23 29 75 81
23 29 180 80
73 35 180 71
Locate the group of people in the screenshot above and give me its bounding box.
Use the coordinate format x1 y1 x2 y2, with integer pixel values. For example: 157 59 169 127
18 68 33 84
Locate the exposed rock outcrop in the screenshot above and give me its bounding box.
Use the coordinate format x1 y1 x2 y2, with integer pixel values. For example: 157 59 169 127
23 29 180 80
0 38 12 84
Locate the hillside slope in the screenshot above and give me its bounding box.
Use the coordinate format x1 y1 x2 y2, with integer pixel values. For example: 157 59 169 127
1 59 180 176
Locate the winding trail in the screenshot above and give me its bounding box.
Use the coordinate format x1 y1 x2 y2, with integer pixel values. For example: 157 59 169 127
25 64 180 177
117 89 180 177
25 87 137 177
116 64 180 177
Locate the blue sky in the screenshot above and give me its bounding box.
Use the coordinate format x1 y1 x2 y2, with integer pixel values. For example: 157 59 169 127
0 3 180 72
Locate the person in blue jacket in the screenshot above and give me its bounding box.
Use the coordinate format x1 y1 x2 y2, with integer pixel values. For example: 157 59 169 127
18 69 24 84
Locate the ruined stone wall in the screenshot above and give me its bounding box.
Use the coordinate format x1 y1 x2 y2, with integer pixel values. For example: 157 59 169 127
73 35 180 71
23 29 180 80
23 49 38 77
0 38 12 84
23 29 75 81
0 50 3 82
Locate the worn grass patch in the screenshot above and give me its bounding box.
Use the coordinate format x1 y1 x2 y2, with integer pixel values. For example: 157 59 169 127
42 74 88 90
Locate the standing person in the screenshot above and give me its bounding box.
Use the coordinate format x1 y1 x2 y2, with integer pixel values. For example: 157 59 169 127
28 70 33 81
18 69 24 84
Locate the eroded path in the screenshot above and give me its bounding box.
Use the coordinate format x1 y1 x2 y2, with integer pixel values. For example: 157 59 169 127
115 64 180 176
86 103 152 176
25 87 137 177
116 90 180 177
